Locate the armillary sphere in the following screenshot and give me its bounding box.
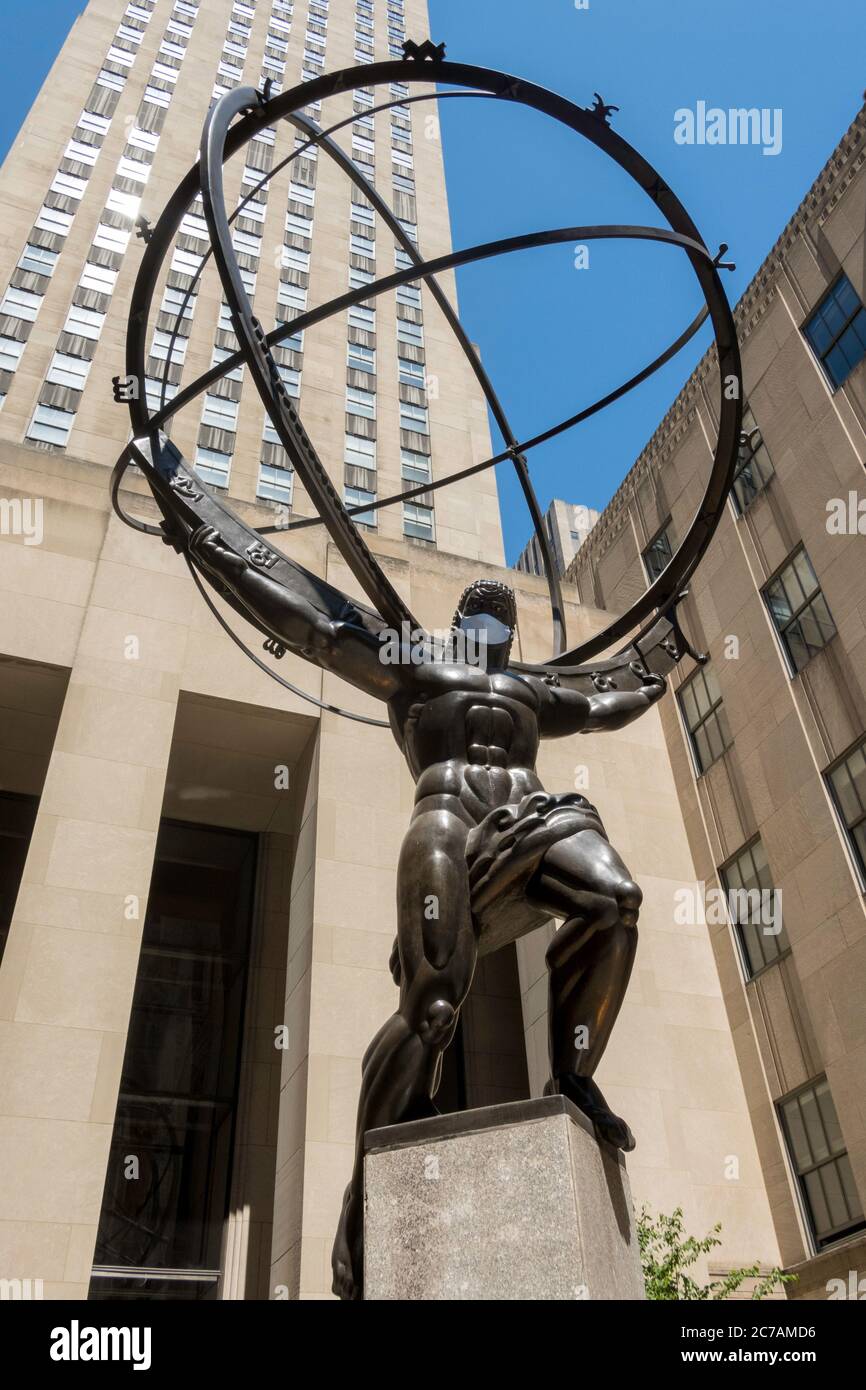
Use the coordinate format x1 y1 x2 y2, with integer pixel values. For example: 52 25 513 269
110 46 743 728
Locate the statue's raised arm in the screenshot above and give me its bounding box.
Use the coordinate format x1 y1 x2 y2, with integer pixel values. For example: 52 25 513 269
188 524 399 702
127 434 403 704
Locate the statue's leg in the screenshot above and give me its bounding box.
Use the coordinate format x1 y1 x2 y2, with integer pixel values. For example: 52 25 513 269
331 807 476 1300
527 828 641 1151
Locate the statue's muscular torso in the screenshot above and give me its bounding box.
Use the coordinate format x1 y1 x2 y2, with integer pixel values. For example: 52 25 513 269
387 663 589 827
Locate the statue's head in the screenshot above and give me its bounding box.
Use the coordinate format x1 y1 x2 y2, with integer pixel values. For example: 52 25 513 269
452 579 517 670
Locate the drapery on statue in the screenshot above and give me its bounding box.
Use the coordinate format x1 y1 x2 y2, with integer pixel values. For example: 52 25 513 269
187 526 666 1301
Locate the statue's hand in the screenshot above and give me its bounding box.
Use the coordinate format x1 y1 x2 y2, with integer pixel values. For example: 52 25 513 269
629 660 666 700
189 525 248 584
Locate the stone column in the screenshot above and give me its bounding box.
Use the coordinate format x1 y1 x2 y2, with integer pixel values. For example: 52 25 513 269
0 514 192 1298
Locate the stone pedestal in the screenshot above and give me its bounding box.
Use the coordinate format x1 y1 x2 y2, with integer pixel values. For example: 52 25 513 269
363 1095 645 1300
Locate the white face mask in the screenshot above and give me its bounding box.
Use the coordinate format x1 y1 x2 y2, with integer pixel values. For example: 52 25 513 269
459 611 513 647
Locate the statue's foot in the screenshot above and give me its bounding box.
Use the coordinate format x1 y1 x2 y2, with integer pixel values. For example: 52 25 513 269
545 1074 636 1152
331 1186 363 1301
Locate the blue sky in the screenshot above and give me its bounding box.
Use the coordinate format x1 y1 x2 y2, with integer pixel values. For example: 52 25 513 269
1 1 864 560
428 0 866 558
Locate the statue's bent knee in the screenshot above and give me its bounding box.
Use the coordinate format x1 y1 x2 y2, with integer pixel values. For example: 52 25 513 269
616 878 642 927
418 998 457 1046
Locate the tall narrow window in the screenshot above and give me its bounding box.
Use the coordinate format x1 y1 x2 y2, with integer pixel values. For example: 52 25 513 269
778 1078 864 1248
826 737 866 881
642 523 672 584
721 838 789 978
678 665 732 774
90 821 257 1300
803 274 866 389
732 407 774 513
763 548 836 673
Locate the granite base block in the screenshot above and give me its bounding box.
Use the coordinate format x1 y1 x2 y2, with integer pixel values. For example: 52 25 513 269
363 1096 646 1300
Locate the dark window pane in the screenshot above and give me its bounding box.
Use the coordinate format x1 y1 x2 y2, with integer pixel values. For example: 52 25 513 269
91 821 257 1297
804 275 866 387
0 794 38 967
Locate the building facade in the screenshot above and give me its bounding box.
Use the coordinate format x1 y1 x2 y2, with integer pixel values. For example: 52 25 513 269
570 103 866 1300
514 497 600 579
0 0 800 1302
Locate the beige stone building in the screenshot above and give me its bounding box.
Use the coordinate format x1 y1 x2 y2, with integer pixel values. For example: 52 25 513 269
515 497 600 579
570 104 866 1301
0 0 798 1302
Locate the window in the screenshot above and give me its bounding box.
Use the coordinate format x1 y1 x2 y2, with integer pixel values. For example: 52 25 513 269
763 549 836 673
46 352 91 391
78 109 110 137
145 377 177 414
732 407 773 512
211 346 243 382
258 461 293 505
0 286 42 322
803 274 866 389
345 433 375 471
678 665 732 775
348 341 375 374
277 282 306 316
63 304 105 340
201 394 238 430
79 261 118 296
403 501 434 542
778 1079 864 1248
93 222 130 253
0 336 25 372
160 284 194 319
351 200 374 226
18 244 59 278
349 303 375 332
150 328 187 363
35 205 74 236
180 211 209 241
400 400 428 435
232 229 261 257
397 318 422 348
195 446 231 488
275 321 303 353
106 188 141 221
344 486 376 526
277 363 300 398
401 447 431 484
351 233 376 260
721 839 789 978
347 385 375 419
397 282 421 309
117 154 150 184
64 137 99 166
289 180 314 206
171 246 203 277
643 524 673 583
282 245 310 273
89 822 258 1301
398 357 425 388
285 212 312 239
27 403 74 445
127 127 159 154
826 737 866 882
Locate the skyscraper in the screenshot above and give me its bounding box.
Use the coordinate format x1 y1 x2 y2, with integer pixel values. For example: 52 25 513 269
0 0 784 1301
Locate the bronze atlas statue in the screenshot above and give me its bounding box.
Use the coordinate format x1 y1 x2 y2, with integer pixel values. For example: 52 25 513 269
110 43 743 1299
